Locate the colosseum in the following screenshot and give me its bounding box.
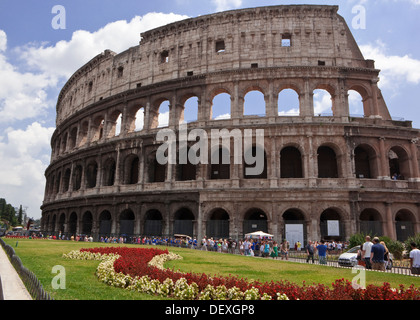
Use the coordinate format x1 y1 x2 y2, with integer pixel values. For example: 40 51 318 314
41 5 420 244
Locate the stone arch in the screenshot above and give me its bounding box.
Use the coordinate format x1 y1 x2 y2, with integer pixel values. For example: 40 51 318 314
179 93 199 124
98 210 112 237
91 115 105 142
210 146 230 180
243 145 267 179
347 84 372 117
143 209 164 236
282 208 308 246
280 145 303 178
82 211 93 235
62 168 71 192
72 164 83 191
388 145 411 180
210 89 231 120
68 212 78 236
85 160 98 188
243 207 268 235
243 86 266 116
107 109 123 137
173 207 195 236
278 87 300 116
206 207 230 239
354 143 379 179
395 209 416 241
123 154 140 185
319 207 346 241
119 208 135 236
359 208 383 236
102 157 116 186
317 143 342 178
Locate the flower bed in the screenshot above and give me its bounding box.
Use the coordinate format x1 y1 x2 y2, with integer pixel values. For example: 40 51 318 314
63 247 420 300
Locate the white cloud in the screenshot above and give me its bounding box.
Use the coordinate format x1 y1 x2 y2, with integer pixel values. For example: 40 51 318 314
0 30 6 52
212 0 243 12
17 12 189 79
0 122 55 218
313 90 333 115
360 41 420 90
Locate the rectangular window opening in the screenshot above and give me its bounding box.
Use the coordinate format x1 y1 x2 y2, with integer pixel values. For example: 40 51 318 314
281 34 292 47
251 63 258 69
318 60 326 66
215 40 225 53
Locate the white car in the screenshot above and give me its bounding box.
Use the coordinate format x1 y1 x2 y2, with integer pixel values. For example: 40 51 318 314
338 246 393 270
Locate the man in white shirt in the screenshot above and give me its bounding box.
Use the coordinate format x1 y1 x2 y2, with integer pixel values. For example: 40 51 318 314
409 242 420 275
361 236 373 269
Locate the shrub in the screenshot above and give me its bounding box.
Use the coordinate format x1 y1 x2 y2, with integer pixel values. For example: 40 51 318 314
404 233 420 255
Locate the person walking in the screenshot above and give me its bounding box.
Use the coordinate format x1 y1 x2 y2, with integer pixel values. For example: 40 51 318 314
316 240 328 265
270 241 278 259
370 237 385 271
409 242 420 275
362 236 373 269
280 240 289 260
306 240 315 263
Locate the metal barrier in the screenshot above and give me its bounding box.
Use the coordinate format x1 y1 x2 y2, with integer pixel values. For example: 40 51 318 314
0 237 53 300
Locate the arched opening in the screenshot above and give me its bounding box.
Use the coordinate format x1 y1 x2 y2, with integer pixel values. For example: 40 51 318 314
181 96 198 123
119 209 135 236
62 168 71 192
283 209 307 247
313 89 333 116
91 117 105 142
206 208 230 239
72 165 82 191
58 213 65 234
348 90 364 117
55 172 61 194
317 146 338 178
354 145 377 179
78 121 89 147
173 208 195 237
243 146 267 179
158 100 170 128
389 146 411 180
243 208 268 235
61 133 67 153
108 111 122 137
148 155 166 183
68 212 78 236
211 93 231 120
278 89 300 116
134 108 145 131
51 214 57 233
99 210 112 237
395 210 415 241
210 147 230 180
359 209 383 236
69 127 78 150
176 147 197 181
280 146 303 178
124 155 139 185
82 211 93 235
144 209 163 237
320 208 344 241
244 90 265 116
86 161 98 188
103 158 116 186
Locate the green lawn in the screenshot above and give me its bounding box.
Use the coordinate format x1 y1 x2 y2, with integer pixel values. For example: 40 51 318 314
3 238 420 300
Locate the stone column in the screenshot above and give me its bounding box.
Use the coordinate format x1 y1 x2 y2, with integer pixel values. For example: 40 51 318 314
378 137 389 179
385 202 395 240
410 139 420 180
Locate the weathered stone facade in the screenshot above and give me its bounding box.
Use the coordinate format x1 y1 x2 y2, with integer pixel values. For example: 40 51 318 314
41 5 420 243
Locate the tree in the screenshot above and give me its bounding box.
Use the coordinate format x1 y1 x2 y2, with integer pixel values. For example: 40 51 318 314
18 205 23 225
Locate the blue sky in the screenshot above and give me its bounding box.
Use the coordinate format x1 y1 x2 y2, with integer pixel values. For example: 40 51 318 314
0 0 419 220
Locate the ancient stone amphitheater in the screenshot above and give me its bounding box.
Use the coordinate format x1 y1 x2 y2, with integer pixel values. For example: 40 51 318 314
41 5 420 243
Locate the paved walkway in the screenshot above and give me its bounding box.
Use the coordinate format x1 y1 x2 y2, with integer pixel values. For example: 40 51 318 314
0 245 32 300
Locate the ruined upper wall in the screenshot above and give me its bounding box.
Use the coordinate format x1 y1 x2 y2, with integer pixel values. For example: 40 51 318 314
55 5 372 126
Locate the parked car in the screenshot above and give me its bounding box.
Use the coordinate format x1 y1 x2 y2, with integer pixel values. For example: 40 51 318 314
338 246 393 270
